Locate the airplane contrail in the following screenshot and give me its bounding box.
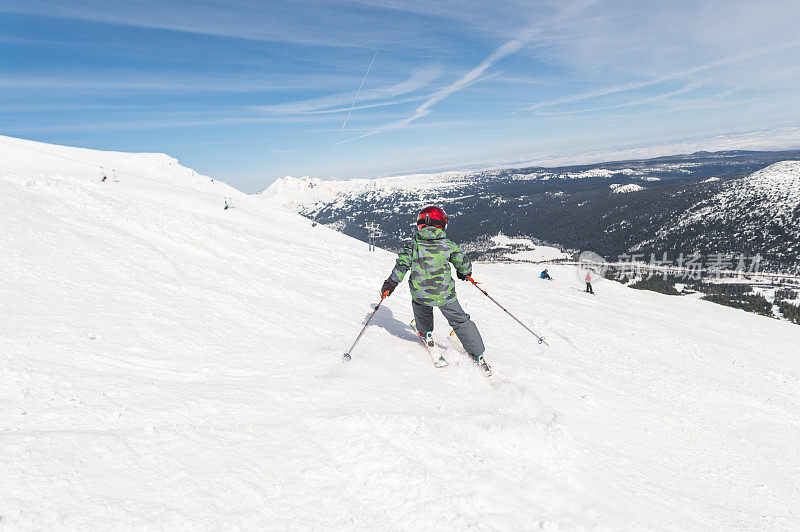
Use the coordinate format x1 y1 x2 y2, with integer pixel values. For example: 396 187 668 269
340 51 378 139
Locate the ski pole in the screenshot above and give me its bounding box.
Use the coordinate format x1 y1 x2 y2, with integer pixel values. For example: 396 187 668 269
466 276 549 346
343 291 389 361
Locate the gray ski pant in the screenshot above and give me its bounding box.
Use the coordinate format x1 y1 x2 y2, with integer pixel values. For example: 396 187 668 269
412 299 485 356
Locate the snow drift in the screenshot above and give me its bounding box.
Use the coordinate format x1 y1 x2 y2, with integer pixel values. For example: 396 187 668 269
2 135 800 529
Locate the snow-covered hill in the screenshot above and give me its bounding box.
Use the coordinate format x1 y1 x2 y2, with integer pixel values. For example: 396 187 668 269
2 136 800 529
680 160 800 224
658 161 800 269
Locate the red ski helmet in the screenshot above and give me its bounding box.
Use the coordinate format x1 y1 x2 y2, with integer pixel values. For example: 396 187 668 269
417 205 448 229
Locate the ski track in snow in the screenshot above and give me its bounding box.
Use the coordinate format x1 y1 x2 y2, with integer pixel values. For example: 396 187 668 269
2 136 800 530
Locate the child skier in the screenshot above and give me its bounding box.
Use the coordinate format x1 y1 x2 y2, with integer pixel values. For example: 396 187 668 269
380 206 490 374
540 269 552 280
585 272 594 294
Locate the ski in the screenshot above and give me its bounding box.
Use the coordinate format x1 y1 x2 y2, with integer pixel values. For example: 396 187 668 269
410 319 448 368
449 331 492 377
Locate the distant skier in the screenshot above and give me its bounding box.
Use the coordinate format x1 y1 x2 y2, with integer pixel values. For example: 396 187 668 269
540 269 552 280
585 272 594 294
380 206 490 374
224 200 229 210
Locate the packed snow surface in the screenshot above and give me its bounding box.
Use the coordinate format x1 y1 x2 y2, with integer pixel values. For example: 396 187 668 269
2 136 800 529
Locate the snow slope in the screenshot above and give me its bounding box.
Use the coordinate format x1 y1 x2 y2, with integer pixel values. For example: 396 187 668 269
2 136 800 530
679 161 800 225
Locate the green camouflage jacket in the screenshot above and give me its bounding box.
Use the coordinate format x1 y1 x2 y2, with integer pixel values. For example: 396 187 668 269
390 226 472 306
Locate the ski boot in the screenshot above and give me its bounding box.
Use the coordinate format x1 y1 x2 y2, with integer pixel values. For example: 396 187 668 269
423 331 435 348
411 320 435 348
471 353 492 377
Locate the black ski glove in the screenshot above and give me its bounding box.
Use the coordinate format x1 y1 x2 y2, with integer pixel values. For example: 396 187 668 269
381 277 399 298
456 270 471 281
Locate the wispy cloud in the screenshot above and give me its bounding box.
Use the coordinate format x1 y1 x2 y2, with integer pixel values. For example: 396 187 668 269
341 33 535 142
0 75 334 93
0 0 495 50
340 1 600 142
1 0 363 48
257 64 441 114
0 103 144 112
524 124 800 169
521 33 800 113
299 96 427 115
5 115 331 134
534 83 703 117
620 65 800 121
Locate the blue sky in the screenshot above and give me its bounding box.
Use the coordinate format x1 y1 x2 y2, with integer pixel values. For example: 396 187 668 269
2 0 800 191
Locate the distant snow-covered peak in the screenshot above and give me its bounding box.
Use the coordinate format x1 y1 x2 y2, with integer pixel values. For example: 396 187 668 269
257 168 477 212
260 175 325 199
258 175 369 211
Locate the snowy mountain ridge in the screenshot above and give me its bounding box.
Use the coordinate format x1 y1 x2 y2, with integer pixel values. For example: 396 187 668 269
258 150 791 215
261 151 800 272
260 161 694 214
3 136 800 529
261 169 476 212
